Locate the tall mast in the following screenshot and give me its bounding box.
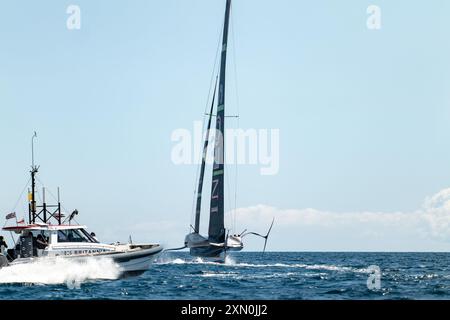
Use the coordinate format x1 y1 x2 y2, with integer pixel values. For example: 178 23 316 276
30 132 38 224
26 133 63 225
194 77 218 233
209 0 231 243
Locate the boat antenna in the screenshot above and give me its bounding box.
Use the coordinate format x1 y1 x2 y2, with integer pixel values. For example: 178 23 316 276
31 131 37 168
29 131 39 224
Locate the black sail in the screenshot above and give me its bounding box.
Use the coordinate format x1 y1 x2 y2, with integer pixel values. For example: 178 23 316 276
209 0 231 243
194 78 218 233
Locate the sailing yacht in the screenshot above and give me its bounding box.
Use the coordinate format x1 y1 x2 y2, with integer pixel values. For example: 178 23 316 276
183 0 273 259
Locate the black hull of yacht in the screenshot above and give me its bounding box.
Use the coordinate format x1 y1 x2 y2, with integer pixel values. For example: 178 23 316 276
189 246 225 258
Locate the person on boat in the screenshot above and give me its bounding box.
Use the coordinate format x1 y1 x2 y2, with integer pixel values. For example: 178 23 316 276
90 232 99 242
67 231 75 242
26 232 39 256
57 230 68 242
0 236 7 254
36 234 48 249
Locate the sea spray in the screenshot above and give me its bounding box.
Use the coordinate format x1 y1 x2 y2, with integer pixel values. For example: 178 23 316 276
224 255 236 265
0 257 121 287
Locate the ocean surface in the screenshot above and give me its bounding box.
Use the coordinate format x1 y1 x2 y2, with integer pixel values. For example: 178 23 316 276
1 252 450 300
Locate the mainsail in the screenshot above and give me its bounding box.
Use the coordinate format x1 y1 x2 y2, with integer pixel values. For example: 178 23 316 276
194 77 218 233
208 0 231 244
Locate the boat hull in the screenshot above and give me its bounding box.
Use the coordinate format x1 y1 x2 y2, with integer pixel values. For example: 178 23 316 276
186 233 243 258
0 245 163 276
189 246 225 258
111 246 163 275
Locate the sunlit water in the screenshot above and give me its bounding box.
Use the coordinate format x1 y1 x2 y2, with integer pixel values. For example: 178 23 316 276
1 252 450 299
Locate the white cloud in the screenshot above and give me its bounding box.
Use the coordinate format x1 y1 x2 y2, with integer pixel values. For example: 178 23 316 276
231 188 450 251
234 205 418 228
422 188 450 240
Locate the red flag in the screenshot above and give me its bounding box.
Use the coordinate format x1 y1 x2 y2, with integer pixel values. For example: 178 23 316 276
5 212 16 220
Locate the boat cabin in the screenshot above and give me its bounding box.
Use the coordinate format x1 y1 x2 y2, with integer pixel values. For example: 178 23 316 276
1 224 114 261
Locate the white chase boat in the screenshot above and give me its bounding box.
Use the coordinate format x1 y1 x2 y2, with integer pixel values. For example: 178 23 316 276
0 134 162 276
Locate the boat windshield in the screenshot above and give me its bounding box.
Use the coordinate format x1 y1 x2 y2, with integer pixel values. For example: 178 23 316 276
57 229 93 243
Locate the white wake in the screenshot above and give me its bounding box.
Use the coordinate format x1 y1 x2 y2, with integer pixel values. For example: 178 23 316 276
157 256 236 266
157 256 369 273
0 258 121 287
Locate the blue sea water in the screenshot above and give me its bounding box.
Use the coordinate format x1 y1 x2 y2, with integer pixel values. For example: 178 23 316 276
1 252 450 300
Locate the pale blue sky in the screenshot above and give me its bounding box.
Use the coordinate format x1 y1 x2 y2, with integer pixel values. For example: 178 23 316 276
1 1 450 251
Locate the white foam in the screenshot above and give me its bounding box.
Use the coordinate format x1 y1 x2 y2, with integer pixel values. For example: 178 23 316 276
198 271 298 280
0 257 121 287
157 256 221 266
156 257 367 274
159 258 336 269
201 271 239 278
224 255 236 265
171 258 187 264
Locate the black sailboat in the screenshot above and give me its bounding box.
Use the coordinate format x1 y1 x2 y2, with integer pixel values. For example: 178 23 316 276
183 0 274 259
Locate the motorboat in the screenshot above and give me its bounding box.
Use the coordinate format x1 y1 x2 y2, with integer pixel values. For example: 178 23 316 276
0 133 162 276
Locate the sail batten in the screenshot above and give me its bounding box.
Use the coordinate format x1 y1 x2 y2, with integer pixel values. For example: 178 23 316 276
208 0 231 243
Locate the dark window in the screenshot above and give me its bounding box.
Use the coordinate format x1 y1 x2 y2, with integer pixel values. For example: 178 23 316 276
57 229 92 243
